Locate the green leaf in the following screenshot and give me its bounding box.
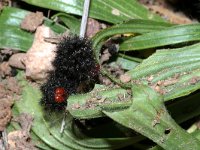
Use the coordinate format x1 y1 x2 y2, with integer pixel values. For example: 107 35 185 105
103 85 200 149
0 7 33 51
92 19 172 65
22 0 164 24
68 85 200 125
68 85 131 119
0 7 67 51
52 13 80 34
92 19 172 48
192 130 200 142
150 128 200 150
120 24 200 51
44 18 68 34
109 55 141 71
128 43 200 101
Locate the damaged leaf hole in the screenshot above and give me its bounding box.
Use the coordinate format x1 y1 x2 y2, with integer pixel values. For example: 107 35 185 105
164 128 171 135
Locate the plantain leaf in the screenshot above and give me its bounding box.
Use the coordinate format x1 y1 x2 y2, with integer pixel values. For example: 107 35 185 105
22 0 163 24
150 129 200 150
68 85 131 119
68 85 200 125
0 7 67 51
0 7 33 51
128 43 200 101
192 130 200 143
109 55 141 71
51 13 80 34
103 85 200 149
120 24 200 51
92 19 172 48
92 19 172 65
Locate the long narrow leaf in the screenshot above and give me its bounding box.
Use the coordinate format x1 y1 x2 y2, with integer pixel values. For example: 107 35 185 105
22 0 163 24
128 43 200 101
120 24 200 51
103 85 200 149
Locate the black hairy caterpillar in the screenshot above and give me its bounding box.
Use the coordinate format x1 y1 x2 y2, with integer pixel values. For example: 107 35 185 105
40 36 99 111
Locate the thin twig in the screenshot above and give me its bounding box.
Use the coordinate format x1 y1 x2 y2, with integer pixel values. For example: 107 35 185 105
79 0 91 38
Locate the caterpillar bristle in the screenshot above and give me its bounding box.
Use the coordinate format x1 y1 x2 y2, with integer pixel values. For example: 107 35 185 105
40 36 99 111
54 36 95 79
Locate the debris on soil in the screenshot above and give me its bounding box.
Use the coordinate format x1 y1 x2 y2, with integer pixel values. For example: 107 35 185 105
100 49 112 64
8 53 26 70
20 11 44 32
13 113 34 134
6 77 21 94
0 49 13 60
24 25 57 83
100 40 119 64
107 64 124 77
86 18 102 38
153 85 165 94
119 74 131 83
189 76 200 85
160 78 178 87
152 108 165 127
0 99 13 131
97 97 106 103
72 103 81 109
0 77 21 101
149 73 180 94
98 63 125 87
8 113 37 150
0 77 21 131
99 75 112 86
84 97 98 109
151 82 163 94
71 88 131 110
147 75 154 82
8 130 38 150
0 62 12 78
0 0 11 10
